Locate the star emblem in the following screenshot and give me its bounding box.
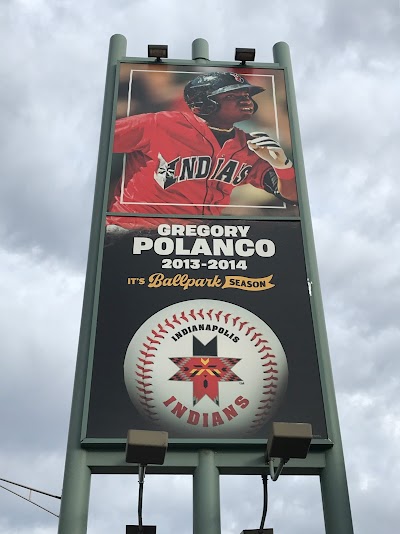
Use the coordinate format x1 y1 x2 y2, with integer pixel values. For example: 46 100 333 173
169 336 242 406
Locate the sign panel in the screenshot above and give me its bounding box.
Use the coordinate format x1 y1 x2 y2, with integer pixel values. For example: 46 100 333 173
107 63 299 232
85 219 326 439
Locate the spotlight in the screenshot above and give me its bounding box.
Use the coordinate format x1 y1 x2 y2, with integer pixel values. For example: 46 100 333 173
266 422 312 481
267 422 312 461
126 429 168 465
240 424 312 532
125 430 168 534
148 44 168 61
235 47 256 64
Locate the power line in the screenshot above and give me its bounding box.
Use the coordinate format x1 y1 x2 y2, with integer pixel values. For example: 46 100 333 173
0 478 61 518
0 478 61 500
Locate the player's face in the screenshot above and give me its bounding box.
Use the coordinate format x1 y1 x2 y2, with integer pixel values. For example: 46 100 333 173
210 89 255 128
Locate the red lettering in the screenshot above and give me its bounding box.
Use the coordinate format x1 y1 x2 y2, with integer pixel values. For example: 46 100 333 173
203 413 209 427
212 412 224 426
188 410 200 425
163 396 176 407
171 402 188 418
235 395 250 409
222 404 238 421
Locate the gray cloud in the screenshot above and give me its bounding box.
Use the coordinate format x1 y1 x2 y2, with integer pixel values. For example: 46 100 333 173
0 1 398 533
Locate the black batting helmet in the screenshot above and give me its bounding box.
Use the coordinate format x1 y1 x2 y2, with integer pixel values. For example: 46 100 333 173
184 72 264 117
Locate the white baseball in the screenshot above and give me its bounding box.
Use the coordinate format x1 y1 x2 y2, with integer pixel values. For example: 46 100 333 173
124 299 288 437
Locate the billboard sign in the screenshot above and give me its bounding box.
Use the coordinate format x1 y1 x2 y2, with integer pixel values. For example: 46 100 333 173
82 61 327 443
85 218 326 440
59 39 352 534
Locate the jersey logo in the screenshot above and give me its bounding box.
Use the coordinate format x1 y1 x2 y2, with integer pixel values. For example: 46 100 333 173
155 153 252 190
230 73 245 83
154 153 179 189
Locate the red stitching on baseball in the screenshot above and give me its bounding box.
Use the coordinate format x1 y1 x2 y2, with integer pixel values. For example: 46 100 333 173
261 354 276 360
152 329 164 339
141 361 154 366
264 375 278 381
140 354 154 362
157 323 168 334
137 387 153 394
146 336 160 345
238 320 248 331
143 343 157 350
140 395 154 401
263 367 278 373
136 380 151 387
260 397 275 403
172 314 181 325
223 313 231 324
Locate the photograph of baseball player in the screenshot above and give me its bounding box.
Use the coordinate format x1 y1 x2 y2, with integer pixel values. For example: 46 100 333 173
107 66 299 231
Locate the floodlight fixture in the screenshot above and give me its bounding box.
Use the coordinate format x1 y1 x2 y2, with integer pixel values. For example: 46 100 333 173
240 423 312 532
126 429 168 465
266 422 312 481
148 44 168 61
235 47 256 64
125 430 168 534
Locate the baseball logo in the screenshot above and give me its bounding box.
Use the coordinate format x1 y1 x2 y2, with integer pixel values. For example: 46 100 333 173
230 72 245 83
124 299 288 437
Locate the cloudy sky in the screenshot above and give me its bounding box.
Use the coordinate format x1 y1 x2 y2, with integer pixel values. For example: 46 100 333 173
0 0 399 532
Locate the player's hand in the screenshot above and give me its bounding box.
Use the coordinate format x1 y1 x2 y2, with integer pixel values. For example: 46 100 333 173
247 132 293 169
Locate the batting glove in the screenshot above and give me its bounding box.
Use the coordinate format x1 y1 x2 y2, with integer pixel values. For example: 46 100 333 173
247 132 293 169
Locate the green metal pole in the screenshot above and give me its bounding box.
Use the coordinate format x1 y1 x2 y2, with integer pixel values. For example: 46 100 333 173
57 33 127 534
193 449 221 534
272 41 354 534
192 38 209 61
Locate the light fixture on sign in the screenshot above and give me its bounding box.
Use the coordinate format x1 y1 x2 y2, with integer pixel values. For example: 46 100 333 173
266 422 313 481
148 44 168 62
240 422 312 534
125 429 168 534
235 47 256 64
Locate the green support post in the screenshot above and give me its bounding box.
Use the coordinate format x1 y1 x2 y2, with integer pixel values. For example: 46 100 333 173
193 450 221 534
190 43 220 534
192 38 209 61
273 41 354 534
57 33 127 534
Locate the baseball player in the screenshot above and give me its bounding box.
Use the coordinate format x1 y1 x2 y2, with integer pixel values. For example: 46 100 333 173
107 72 297 230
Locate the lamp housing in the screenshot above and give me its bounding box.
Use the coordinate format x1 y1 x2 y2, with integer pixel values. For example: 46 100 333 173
148 44 168 60
266 422 312 460
126 429 168 465
235 47 256 63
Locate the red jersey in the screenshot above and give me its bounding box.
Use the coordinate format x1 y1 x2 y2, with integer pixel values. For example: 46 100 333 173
107 111 283 229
